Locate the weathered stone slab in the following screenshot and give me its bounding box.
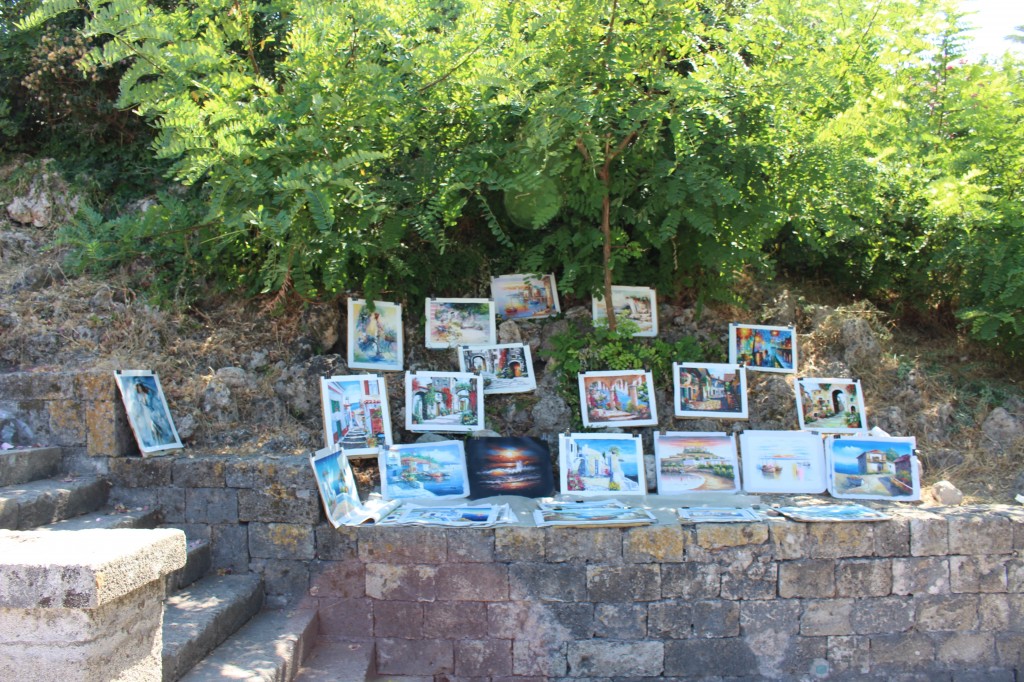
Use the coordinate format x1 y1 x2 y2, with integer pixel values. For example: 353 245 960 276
0 446 61 487
567 640 663 677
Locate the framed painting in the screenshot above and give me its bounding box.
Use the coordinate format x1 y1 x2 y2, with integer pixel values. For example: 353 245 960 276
347 299 403 372
654 432 741 494
558 433 646 496
729 323 798 374
320 374 392 457
458 343 537 394
491 273 561 320
114 370 183 455
592 285 658 337
796 378 868 433
405 371 484 433
673 362 748 419
465 436 554 499
826 435 920 501
379 440 470 501
425 298 496 349
738 430 826 494
578 370 658 428
310 446 399 527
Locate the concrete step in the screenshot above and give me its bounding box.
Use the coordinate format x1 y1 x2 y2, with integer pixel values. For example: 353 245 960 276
165 539 212 597
0 475 109 530
0 446 62 487
293 638 375 682
39 504 161 532
179 607 318 682
162 573 264 682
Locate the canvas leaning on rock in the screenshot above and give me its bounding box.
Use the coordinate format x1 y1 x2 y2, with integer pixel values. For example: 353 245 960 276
114 369 182 455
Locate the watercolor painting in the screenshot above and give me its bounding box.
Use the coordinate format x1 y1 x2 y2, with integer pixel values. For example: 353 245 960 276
465 437 554 499
677 507 762 523
320 374 392 457
578 370 658 428
379 440 470 501
558 433 646 496
776 504 892 523
738 430 826 494
729 323 798 374
405 371 484 433
347 299 403 371
491 273 561 320
114 370 182 454
425 298 496 349
534 499 655 527
592 285 658 336
796 378 868 433
826 435 920 501
674 362 748 419
458 343 537 394
654 432 741 494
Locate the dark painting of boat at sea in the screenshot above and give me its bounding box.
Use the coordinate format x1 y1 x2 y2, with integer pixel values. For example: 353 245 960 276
466 437 555 499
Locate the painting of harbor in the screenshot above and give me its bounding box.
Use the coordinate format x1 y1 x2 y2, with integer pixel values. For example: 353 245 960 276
673 362 748 419
491 273 561 320
347 299 403 371
827 435 919 500
320 374 392 457
738 430 826 494
796 378 867 433
729 324 797 373
458 343 537 394
425 298 496 348
592 285 658 336
405 371 484 433
654 432 740 494
579 370 658 427
559 433 646 496
465 437 554 499
379 441 470 501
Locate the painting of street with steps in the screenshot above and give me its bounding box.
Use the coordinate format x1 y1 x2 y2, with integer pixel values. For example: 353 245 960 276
347 299 403 372
578 370 658 428
320 374 393 457
114 370 182 454
379 440 470 501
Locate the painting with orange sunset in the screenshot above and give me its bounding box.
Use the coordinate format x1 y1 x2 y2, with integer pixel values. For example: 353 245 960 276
465 437 554 499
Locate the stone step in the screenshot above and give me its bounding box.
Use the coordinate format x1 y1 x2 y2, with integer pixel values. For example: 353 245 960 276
165 539 213 597
293 638 375 682
179 607 318 682
0 446 62 487
39 504 161 532
162 573 265 682
0 475 109 530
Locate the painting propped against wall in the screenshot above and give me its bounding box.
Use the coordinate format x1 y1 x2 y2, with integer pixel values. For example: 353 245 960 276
826 435 920 501
425 298 496 349
379 440 470 501
729 324 798 374
114 370 183 455
673 362 748 419
458 343 537 394
310 446 398 526
558 433 646 496
796 378 868 433
592 285 658 337
320 374 392 457
491 273 561 320
738 430 826 494
578 370 658 428
654 432 741 494
405 371 484 433
347 299 403 372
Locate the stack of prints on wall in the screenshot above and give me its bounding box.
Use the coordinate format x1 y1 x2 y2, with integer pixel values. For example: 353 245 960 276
775 504 892 522
310 446 399 526
377 503 516 527
533 499 655 527
592 285 658 336
320 374 392 457
491 273 561 320
347 299 403 371
677 507 763 523
114 370 183 455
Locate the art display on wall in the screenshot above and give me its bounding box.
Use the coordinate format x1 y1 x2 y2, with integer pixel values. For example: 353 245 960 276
310 446 398 526
425 298 496 348
405 371 484 433
729 324 798 373
677 507 762 523
379 440 471 501
796 378 868 433
558 433 646 495
491 273 561 320
738 430 826 494
114 370 183 454
533 499 655 527
775 504 892 522
465 437 554 499
673 362 748 419
654 432 741 494
347 299 403 371
578 369 658 428
825 435 920 501
319 375 392 457
458 343 537 394
592 285 658 336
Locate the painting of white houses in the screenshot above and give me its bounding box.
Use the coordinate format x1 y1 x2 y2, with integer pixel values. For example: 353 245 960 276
319 375 392 457
827 435 920 500
558 433 646 496
578 370 658 428
592 286 658 337
458 343 537 394
405 371 484 433
796 378 867 433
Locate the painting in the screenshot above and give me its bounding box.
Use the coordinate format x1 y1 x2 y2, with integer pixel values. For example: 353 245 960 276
558 433 646 496
738 430 827 494
347 299 403 371
592 285 658 336
491 273 561 320
796 378 868 433
378 504 503 527
673 362 748 419
458 343 537 394
776 504 892 523
465 437 554 499
677 507 763 523
729 323 798 374
114 370 183 454
534 499 656 527
826 435 920 501
578 370 658 428
310 446 398 527
405 371 484 433
320 374 392 457
654 432 741 494
425 298 496 349
379 440 470 501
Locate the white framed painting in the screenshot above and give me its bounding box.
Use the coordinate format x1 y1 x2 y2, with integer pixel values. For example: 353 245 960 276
592 285 658 337
114 370 183 455
347 299 403 372
728 323 797 374
379 440 470 501
673 362 748 419
458 343 537 394
738 430 826 494
558 433 646 496
654 432 741 494
405 371 484 433
491 273 561 320
320 374 392 457
424 298 496 349
578 369 658 428
795 378 868 433
826 435 920 501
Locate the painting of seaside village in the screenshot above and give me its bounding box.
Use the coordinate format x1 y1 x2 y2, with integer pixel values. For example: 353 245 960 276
739 430 826 494
320 375 392 457
592 285 658 336
491 273 561 320
559 433 646 496
405 372 483 433
826 435 920 500
380 441 470 501
465 437 554 499
729 323 797 373
459 343 537 394
673 362 748 419
654 432 741 494
425 298 496 348
796 378 868 433
579 370 658 427
347 299 403 371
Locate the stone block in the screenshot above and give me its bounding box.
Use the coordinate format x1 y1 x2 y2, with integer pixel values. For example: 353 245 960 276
801 599 854 636
238 486 319 524
719 552 778 601
950 555 1008 593
509 563 587 602
210 522 249 573
849 596 915 634
374 601 424 638
740 599 801 636
948 514 1012 555
567 640 663 677
495 527 545 561
778 559 835 598
108 457 173 488
512 639 567 677
316 597 373 639
76 371 118 402
916 594 979 632
488 601 578 643
248 522 315 560
456 639 513 677
825 634 871 677
662 562 721 599
996 633 1024 667
447 528 495 562
696 522 768 550
185 487 238 524
424 601 488 638
691 599 740 638
836 558 893 598
365 563 437 602
308 559 365 599
109 485 184 524
664 638 758 678
909 513 949 556
624 525 685 562
587 564 660 602
648 601 693 639
875 516 911 557
173 458 228 488
769 519 807 560
869 633 937 671
48 399 87 447
546 528 622 563
436 563 508 601
936 633 996 668
249 558 309 600
359 526 448 564
892 557 950 596
806 522 875 559
315 524 358 561
85 399 133 457
978 594 1011 631
223 456 312 489
593 603 647 639
376 638 453 676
